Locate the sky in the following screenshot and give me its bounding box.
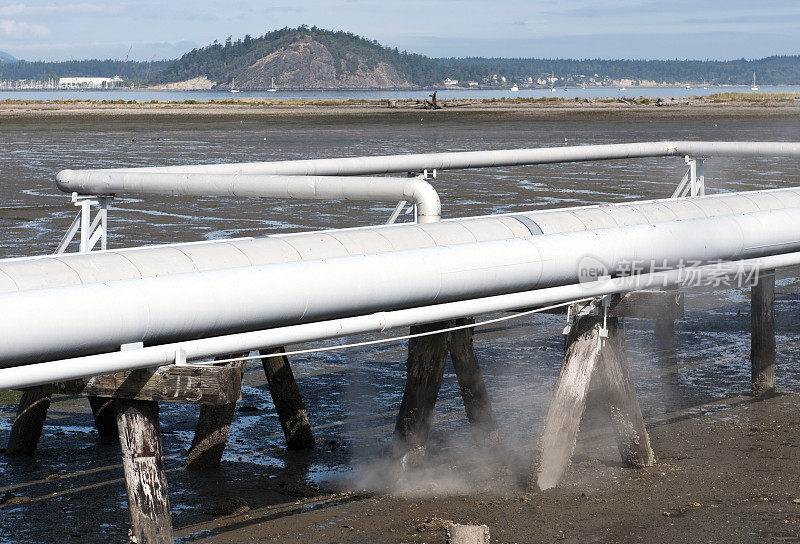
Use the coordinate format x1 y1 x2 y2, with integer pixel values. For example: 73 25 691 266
0 0 798 62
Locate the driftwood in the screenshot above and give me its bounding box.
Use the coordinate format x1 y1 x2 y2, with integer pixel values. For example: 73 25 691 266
423 90 442 110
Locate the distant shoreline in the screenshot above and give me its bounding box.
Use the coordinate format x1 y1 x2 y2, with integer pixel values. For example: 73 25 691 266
2 94 799 120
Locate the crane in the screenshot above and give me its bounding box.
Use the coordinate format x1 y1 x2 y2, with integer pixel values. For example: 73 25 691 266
118 46 132 78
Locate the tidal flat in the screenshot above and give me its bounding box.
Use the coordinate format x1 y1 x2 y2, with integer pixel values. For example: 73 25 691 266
1 113 800 543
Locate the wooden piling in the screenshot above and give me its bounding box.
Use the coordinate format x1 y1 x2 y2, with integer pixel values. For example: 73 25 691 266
448 317 500 448
393 321 451 458
534 308 653 490
751 270 776 396
6 391 51 457
186 356 246 470
260 347 315 450
114 399 173 544
88 396 118 439
594 317 654 468
534 314 603 490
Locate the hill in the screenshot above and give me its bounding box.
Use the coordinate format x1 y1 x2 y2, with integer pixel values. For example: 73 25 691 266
0 51 16 63
155 27 800 89
3 27 800 88
154 26 439 89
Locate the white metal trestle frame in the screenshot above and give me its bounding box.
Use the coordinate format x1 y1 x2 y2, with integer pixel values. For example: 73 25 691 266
55 193 112 254
671 156 705 198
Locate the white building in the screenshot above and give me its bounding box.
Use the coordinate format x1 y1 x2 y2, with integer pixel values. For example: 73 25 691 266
443 77 459 86
58 76 122 89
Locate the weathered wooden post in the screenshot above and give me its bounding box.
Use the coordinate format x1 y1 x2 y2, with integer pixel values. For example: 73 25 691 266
535 313 604 490
534 297 654 490
186 354 247 470
88 396 118 439
394 319 501 461
448 318 501 448
393 321 451 460
5 391 51 456
593 318 654 468
114 399 173 544
751 270 776 396
260 347 315 450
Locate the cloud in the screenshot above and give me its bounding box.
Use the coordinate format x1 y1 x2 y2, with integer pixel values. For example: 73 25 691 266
0 3 117 18
0 20 50 39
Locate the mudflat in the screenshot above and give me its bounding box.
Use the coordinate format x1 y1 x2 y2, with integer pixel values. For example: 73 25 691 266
2 95 800 120
176 393 800 544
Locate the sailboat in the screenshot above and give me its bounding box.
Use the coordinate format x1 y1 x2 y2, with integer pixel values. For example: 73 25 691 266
510 84 519 92
750 72 759 91
229 78 241 93
267 77 278 92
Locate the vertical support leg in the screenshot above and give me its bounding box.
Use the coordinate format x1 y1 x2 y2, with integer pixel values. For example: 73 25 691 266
393 321 451 460
186 403 237 470
114 399 173 544
594 318 654 468
533 314 603 490
88 396 118 439
260 347 315 450
79 198 90 253
186 356 246 470
6 391 51 457
448 318 500 448
751 270 776 396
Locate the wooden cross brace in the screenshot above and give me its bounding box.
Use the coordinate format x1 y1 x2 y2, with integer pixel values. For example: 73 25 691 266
534 306 655 491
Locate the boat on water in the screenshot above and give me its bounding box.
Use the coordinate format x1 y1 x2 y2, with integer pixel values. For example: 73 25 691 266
619 87 627 91
685 84 691 89
267 77 278 92
751 72 759 91
229 78 241 93
510 84 519 92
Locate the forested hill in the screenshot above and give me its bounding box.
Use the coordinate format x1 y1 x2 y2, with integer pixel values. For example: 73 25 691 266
155 27 800 88
3 26 800 88
153 26 439 89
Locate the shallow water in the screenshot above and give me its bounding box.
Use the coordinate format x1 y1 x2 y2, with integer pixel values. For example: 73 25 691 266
2 85 800 102
1 116 800 543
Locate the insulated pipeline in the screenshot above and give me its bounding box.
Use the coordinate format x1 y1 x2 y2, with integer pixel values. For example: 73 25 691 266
1 206 800 366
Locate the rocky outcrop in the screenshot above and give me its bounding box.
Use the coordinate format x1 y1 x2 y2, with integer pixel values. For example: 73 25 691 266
231 38 412 90
149 76 216 90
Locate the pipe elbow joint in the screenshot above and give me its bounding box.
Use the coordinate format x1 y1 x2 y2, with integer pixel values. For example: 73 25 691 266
407 179 441 223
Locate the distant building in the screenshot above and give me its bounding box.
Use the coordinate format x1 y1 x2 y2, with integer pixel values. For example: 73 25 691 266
58 76 122 89
443 78 459 85
467 81 479 86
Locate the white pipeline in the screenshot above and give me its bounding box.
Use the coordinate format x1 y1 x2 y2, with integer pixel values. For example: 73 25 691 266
3 187 800 295
0 251 796 390
54 172 441 223
58 141 800 177
2 206 800 366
